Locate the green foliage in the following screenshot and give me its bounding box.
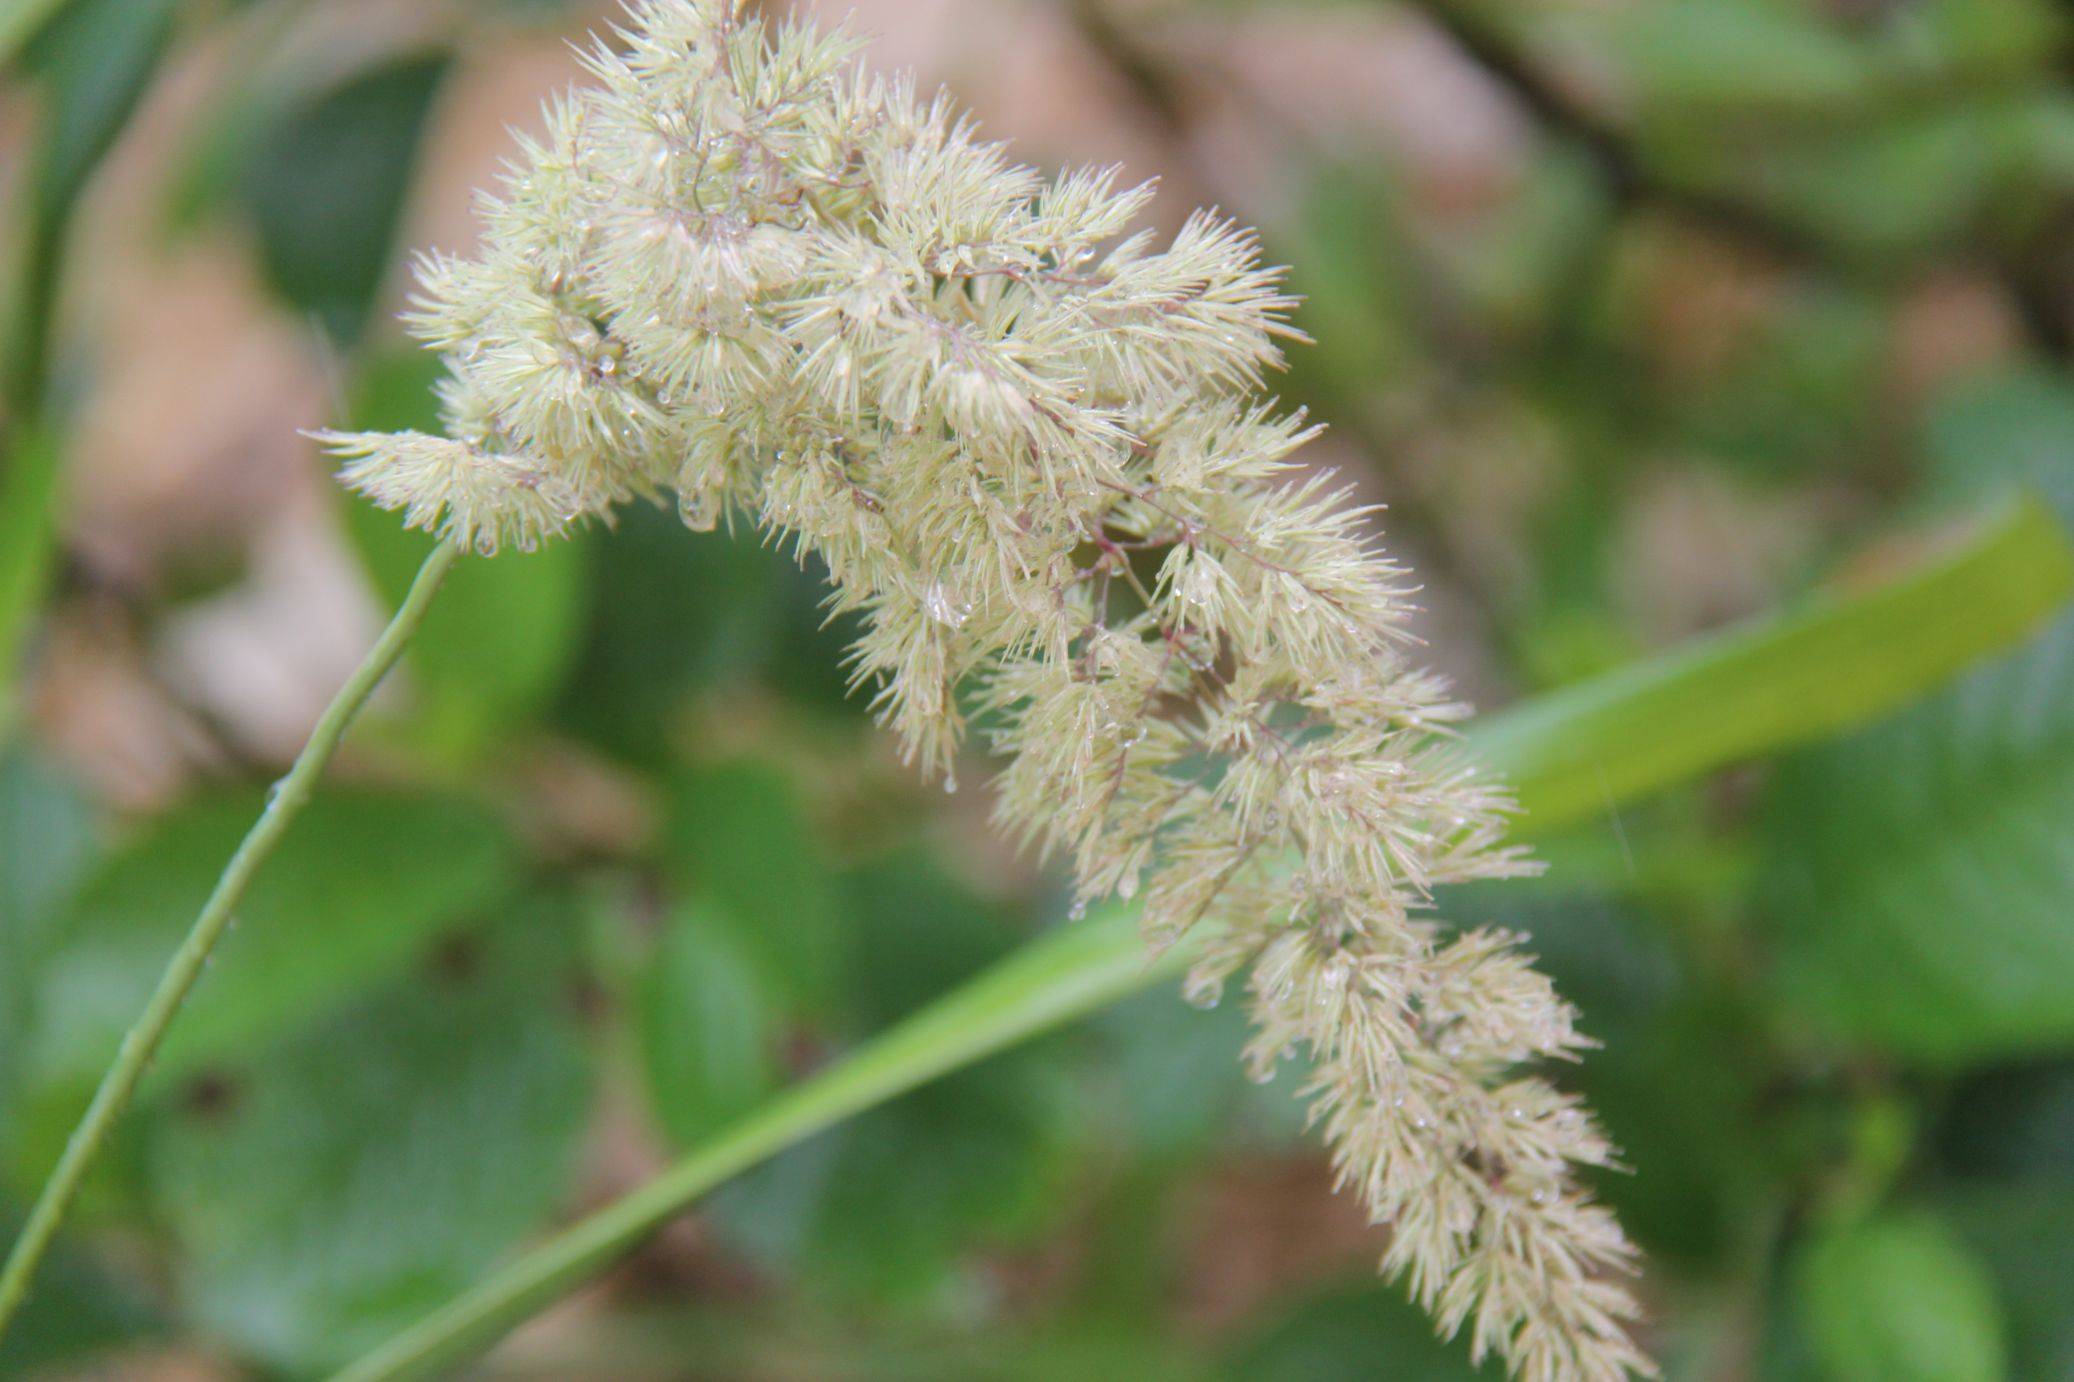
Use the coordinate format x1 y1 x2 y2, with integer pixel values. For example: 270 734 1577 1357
1791 1211 2009 1382
662 757 850 1017
1222 1279 1501 1380
0 426 65 729
241 54 451 342
0 746 98 1158
1761 618 2074 1062
637 898 779 1147
1943 1188 2074 1380
1761 373 2074 1063
14 0 176 221
0 1200 157 1375
705 853 1075 1303
146 906 592 1373
551 503 867 757
19 790 516 1112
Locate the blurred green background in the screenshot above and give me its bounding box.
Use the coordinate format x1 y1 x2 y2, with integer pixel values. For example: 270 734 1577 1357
2 0 2072 1377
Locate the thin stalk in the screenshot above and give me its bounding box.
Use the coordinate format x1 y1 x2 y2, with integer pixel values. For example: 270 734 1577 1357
0 538 462 1340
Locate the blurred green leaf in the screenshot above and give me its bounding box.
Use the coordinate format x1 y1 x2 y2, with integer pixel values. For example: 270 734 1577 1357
0 1199 158 1375
791 1059 1072 1302
1759 384 2074 1063
1761 614 2074 1062
1097 983 1304 1162
1935 1060 2074 1185
1792 1211 2008 1382
147 905 592 1373
1220 1278 1495 1381
341 353 589 761
1706 97 2074 259
1926 367 2074 514
16 0 175 213
555 503 786 754
664 758 849 1017
1680 285 1887 476
0 426 65 730
0 743 97 1151
8 0 176 412
1611 0 1871 116
709 853 1073 1303
1279 169 1419 412
242 53 449 342
1479 498 2074 834
1942 1187 2074 1380
22 789 516 1108
0 0 72 69
553 504 866 756
637 898 779 1147
0 743 95 922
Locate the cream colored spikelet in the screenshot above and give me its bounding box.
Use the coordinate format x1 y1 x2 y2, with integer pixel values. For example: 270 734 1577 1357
317 4 1651 1374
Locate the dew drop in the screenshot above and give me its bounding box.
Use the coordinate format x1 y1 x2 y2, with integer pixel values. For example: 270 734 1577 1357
677 488 720 532
943 774 958 795
1068 899 1088 921
1247 1064 1275 1085
923 579 971 629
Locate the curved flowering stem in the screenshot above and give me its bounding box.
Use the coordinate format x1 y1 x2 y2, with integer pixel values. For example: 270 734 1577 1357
0 539 463 1341
332 496 2072 1382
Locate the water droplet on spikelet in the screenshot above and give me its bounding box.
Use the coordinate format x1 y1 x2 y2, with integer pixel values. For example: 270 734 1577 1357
677 488 720 532
923 579 971 629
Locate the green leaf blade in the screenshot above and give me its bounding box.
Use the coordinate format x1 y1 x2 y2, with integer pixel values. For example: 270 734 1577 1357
1480 498 2074 835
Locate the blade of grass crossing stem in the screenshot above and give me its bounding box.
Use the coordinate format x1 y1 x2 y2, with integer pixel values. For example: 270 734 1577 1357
334 497 2074 1382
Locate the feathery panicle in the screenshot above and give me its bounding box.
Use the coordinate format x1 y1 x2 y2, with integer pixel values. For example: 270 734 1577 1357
329 2 1650 1372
